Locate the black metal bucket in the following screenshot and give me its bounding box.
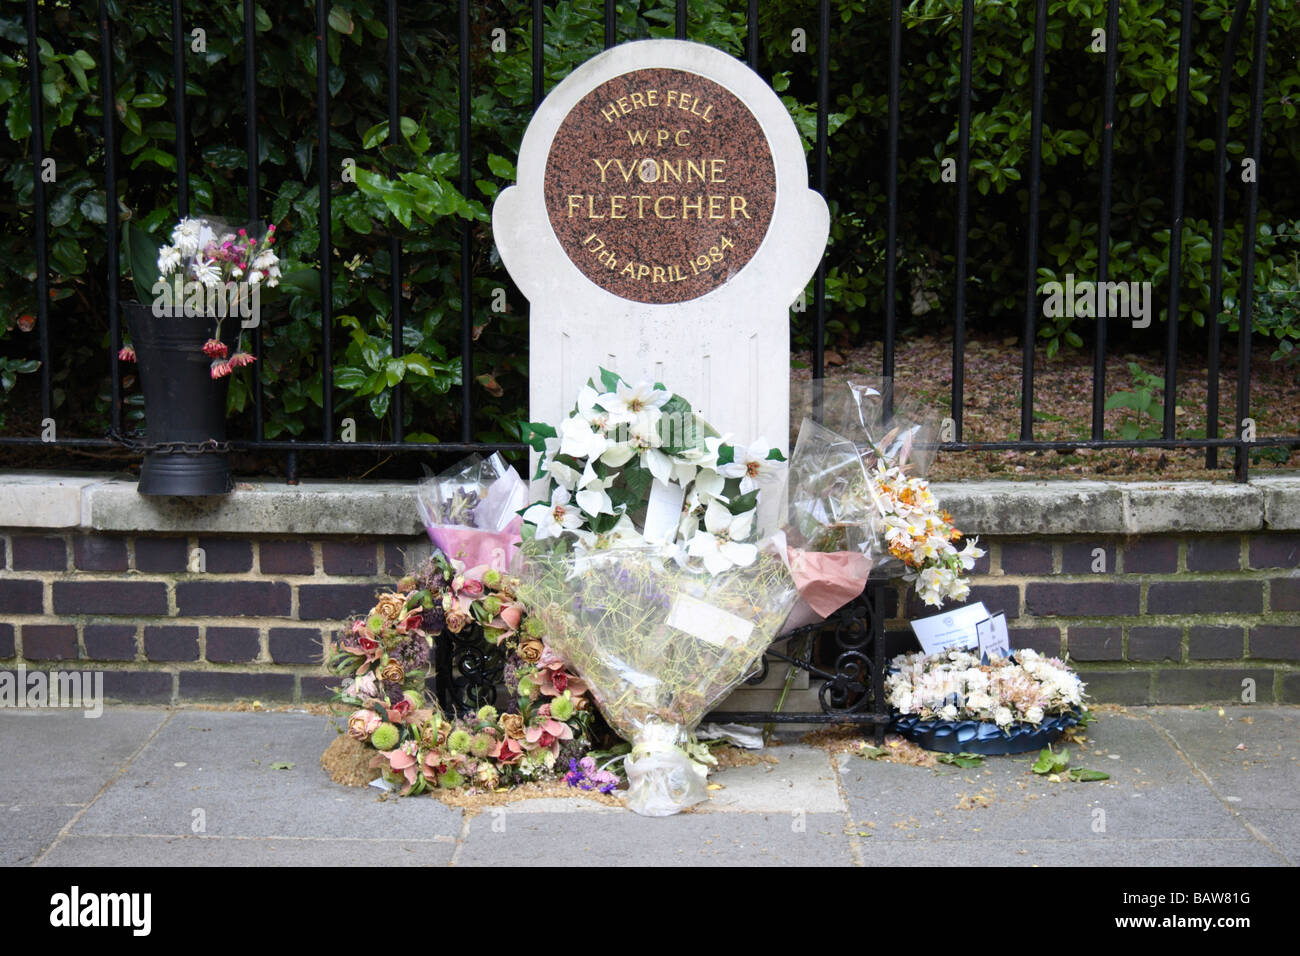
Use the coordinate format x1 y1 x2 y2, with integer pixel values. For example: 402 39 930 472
124 301 240 496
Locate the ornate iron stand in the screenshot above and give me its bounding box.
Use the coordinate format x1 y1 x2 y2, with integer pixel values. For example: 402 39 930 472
431 578 893 744
703 578 891 743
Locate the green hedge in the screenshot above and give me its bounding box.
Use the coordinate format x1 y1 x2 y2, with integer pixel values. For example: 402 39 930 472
1 0 1296 449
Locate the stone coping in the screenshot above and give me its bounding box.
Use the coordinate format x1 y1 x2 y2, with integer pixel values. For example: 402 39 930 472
0 471 1297 536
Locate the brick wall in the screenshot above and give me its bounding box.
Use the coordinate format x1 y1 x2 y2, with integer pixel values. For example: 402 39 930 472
0 528 430 705
2 526 1297 706
880 533 1300 704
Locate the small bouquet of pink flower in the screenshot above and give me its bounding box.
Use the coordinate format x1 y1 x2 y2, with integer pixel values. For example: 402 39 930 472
416 452 528 571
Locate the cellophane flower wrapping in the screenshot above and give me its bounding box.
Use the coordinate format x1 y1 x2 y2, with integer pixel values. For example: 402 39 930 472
516 543 798 815
788 380 982 607
416 452 527 571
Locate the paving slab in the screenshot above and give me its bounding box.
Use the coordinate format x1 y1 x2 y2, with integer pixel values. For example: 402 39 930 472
837 712 1248 842
454 810 852 866
699 747 843 813
0 804 81 866
1144 706 1300 810
1234 809 1298 864
37 835 455 867
854 838 1286 867
68 711 462 840
0 708 168 805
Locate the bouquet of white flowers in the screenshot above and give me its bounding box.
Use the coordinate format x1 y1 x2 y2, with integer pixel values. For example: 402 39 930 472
887 647 1087 728
523 368 785 571
516 543 798 815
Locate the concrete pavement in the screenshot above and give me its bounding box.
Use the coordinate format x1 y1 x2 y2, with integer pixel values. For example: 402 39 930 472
2 705 1295 866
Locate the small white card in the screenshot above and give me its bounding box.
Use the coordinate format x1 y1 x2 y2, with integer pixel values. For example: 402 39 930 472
666 594 754 647
643 478 686 543
910 602 989 654
976 611 1011 659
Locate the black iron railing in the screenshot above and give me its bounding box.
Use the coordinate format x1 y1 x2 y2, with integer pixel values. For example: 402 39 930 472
6 0 1296 482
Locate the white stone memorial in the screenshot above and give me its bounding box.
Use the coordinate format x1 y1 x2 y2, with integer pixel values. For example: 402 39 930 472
493 39 829 475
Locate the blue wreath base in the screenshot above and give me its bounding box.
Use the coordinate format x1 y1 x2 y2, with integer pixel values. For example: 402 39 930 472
890 708 1082 755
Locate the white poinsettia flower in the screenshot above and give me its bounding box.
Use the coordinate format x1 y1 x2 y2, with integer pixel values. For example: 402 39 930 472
669 458 698 487
717 438 783 493
594 514 644 550
522 486 584 540
575 385 608 429
598 440 635 468
678 487 709 540
687 499 758 574
558 415 609 461
691 467 728 503
598 379 670 426
697 433 734 470
192 256 222 289
575 473 616 517
599 417 671 482
544 456 580 491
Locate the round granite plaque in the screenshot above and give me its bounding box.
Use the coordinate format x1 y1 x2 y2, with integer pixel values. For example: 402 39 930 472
544 67 777 304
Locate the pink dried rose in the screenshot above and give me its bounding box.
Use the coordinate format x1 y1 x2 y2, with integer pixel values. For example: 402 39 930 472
345 673 378 699
347 708 382 741
498 603 523 631
455 575 485 598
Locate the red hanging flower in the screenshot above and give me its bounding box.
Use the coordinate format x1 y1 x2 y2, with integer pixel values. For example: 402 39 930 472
202 338 228 358
228 352 257 368
210 360 233 379
118 346 136 363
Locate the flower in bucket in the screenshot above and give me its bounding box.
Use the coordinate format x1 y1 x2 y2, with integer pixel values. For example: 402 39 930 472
119 217 281 376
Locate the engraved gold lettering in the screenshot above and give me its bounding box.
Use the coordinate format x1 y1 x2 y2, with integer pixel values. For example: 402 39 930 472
730 196 750 219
